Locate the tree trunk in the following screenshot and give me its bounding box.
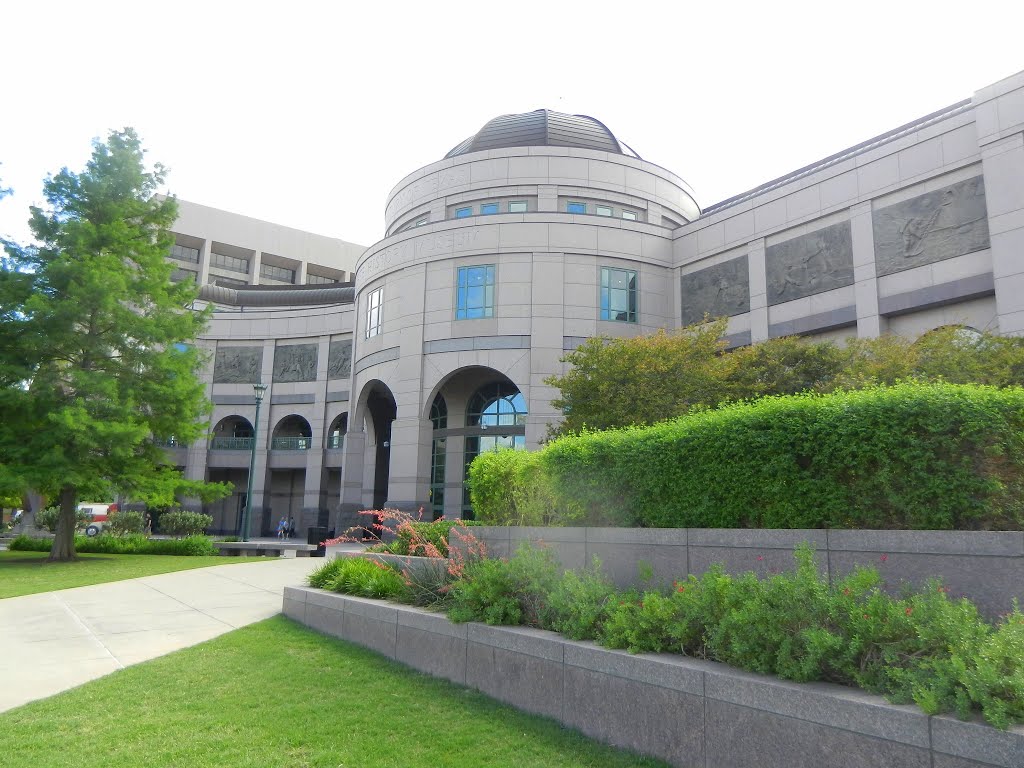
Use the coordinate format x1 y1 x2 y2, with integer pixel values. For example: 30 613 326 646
48 485 77 561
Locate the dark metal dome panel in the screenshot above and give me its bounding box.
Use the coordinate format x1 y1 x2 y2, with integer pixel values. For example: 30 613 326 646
445 109 637 159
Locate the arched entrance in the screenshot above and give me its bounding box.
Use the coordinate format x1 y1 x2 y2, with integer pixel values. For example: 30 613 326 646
422 367 526 519
365 383 397 509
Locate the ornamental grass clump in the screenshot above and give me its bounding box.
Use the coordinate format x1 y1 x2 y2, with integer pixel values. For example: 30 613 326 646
309 556 407 600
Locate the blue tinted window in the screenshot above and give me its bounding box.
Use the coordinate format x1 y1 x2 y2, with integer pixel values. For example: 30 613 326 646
600 267 637 322
567 201 586 214
455 207 472 218
456 265 495 319
481 203 499 215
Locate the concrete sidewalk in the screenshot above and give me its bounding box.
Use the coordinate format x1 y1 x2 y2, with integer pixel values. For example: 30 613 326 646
0 549 358 713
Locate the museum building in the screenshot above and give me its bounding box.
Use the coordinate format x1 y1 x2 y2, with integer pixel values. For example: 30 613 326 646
173 71 1024 537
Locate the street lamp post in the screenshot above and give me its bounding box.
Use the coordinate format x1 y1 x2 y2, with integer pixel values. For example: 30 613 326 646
240 383 267 542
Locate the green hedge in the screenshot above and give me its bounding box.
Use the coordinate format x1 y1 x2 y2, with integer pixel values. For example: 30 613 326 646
471 382 1024 529
9 534 217 556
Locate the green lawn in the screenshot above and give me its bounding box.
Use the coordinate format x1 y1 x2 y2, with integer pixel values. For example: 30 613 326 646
2 616 666 768
0 551 243 599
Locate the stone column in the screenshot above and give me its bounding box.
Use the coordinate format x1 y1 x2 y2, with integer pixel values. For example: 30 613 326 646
748 240 769 342
529 253 564 447
197 239 212 285
850 201 882 337
250 250 263 286
538 185 558 212
975 73 1024 335
300 337 330 532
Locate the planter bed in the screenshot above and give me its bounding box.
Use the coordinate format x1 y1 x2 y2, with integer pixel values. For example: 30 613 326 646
463 527 1024 619
283 586 1024 768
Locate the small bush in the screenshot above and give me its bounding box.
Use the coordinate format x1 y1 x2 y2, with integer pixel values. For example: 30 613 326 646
106 510 146 536
448 545 559 626
8 535 51 551
157 510 213 537
8 533 216 555
468 449 570 525
34 507 89 533
543 557 617 640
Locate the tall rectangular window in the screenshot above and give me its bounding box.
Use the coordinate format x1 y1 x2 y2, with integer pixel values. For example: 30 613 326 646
456 265 495 319
366 287 383 338
567 201 586 214
600 267 638 323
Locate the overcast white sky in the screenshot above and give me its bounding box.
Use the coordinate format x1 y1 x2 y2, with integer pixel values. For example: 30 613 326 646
0 1 1020 249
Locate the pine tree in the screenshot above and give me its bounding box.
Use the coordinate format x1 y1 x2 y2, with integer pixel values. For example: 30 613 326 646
0 129 226 560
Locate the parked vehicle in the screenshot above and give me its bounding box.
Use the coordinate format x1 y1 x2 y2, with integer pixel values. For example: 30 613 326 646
78 502 117 537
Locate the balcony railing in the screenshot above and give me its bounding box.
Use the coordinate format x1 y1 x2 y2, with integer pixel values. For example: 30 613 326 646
154 437 187 448
210 436 254 450
326 434 345 449
271 436 311 450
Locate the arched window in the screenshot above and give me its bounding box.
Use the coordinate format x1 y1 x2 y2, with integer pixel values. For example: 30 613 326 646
466 382 526 429
210 416 254 450
327 413 347 449
271 415 312 450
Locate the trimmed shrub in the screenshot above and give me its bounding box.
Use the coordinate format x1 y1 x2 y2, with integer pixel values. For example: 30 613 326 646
106 510 146 536
157 510 213 537
473 382 1024 529
468 449 576 526
8 533 216 555
34 506 89 533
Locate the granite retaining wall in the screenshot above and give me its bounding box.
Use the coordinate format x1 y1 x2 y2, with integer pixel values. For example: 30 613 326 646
460 527 1024 619
283 586 1024 768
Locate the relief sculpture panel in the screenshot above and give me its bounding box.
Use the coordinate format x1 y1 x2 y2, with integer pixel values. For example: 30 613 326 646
213 347 263 384
327 340 353 380
766 221 853 306
680 256 750 326
273 344 318 383
873 176 990 276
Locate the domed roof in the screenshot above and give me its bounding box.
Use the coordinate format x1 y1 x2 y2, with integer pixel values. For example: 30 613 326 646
445 109 641 159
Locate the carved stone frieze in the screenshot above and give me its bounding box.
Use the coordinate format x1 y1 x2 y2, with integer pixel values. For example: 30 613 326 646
873 176 990 276
327 340 353 380
273 344 318 383
213 347 263 384
766 221 853 305
680 256 750 325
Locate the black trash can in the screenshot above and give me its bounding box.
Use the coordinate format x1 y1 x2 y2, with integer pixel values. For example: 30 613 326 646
307 526 328 557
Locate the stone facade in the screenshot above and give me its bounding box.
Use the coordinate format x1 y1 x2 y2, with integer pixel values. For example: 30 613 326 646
181 72 1024 537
